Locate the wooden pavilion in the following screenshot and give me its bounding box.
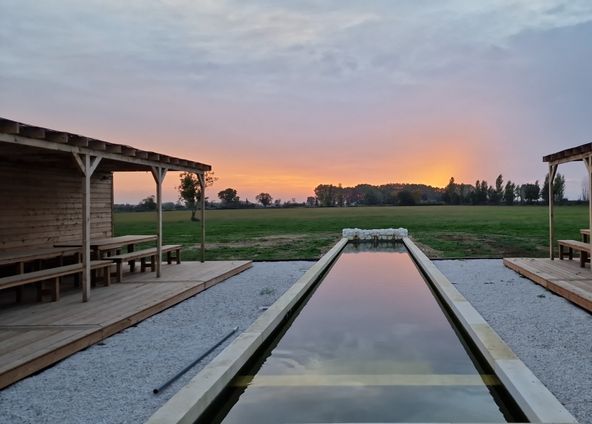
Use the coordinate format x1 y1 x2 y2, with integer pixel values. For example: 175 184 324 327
0 117 210 302
504 143 592 312
0 117 252 388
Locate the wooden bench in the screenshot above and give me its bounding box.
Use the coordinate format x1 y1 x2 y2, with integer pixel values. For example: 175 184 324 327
0 260 113 302
109 245 182 282
558 240 591 267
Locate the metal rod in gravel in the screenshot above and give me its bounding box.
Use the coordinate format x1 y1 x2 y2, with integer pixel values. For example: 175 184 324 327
153 326 239 395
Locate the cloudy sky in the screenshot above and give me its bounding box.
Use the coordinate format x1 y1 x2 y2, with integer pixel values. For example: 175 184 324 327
1 0 591 202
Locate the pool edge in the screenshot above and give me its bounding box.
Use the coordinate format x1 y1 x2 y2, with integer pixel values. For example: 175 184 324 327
403 237 577 424
145 238 349 424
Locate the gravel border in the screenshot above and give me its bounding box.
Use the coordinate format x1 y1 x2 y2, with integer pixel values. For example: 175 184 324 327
0 262 312 424
435 259 592 424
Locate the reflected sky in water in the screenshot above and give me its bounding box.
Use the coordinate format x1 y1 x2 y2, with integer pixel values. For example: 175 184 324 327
215 244 514 423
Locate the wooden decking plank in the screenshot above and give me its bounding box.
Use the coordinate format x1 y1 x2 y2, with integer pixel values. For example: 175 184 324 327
0 260 252 389
504 257 592 313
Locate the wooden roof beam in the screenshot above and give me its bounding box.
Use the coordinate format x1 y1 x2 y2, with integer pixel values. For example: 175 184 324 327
19 126 46 139
46 131 68 144
0 119 20 134
69 135 89 147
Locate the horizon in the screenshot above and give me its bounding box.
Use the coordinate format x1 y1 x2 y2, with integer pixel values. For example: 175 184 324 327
1 1 591 203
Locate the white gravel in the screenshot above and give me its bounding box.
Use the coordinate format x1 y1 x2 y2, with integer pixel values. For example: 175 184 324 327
3 259 589 423
0 261 312 424
435 259 592 424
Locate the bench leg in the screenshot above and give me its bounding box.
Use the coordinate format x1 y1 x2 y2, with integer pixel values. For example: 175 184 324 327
116 261 123 283
141 257 147 272
52 277 60 302
37 282 43 302
559 244 564 260
176 249 181 264
167 251 172 265
105 266 111 286
150 255 156 272
569 248 573 261
129 260 136 273
581 251 588 268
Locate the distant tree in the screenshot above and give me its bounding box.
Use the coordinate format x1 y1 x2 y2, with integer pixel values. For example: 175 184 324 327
541 173 566 205
443 177 459 205
523 181 541 204
503 181 516 205
336 184 345 207
541 173 550 204
398 190 416 206
178 171 217 221
274 198 282 207
554 173 565 203
314 184 337 207
490 174 503 205
515 184 524 204
139 195 156 211
306 196 317 207
218 188 240 204
255 192 273 207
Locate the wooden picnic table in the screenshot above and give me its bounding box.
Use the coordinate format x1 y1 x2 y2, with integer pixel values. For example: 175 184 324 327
55 235 157 259
581 229 590 242
0 247 81 271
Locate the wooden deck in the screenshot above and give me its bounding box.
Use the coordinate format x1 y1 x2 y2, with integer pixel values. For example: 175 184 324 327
504 257 592 312
0 260 251 389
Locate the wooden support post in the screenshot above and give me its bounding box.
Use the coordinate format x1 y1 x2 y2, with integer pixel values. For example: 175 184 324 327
586 156 592 268
548 163 558 260
198 172 206 263
151 167 167 278
73 153 102 302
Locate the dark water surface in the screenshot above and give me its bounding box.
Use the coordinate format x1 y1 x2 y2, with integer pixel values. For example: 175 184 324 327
206 244 522 423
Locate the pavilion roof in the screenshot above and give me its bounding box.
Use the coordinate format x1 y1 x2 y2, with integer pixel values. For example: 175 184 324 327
543 143 592 165
0 117 211 173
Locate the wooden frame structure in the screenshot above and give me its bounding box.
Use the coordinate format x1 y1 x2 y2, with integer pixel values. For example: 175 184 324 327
0 117 211 302
543 143 592 262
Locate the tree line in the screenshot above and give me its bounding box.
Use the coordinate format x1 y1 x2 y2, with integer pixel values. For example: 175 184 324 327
114 171 570 216
313 183 442 207
442 173 565 205
312 174 566 207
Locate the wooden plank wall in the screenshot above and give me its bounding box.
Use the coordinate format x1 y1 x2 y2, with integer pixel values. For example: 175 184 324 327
0 162 113 251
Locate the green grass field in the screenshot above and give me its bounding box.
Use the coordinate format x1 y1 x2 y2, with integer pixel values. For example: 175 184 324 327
114 205 588 261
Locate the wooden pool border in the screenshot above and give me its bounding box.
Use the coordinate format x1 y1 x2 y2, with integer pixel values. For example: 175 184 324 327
147 238 577 424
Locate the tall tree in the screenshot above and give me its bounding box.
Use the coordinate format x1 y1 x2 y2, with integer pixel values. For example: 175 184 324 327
491 174 504 205
178 171 217 221
336 184 345 207
255 192 273 207
523 181 540 204
503 181 516 205
443 177 459 205
218 188 239 204
542 172 566 205
553 173 565 203
541 173 550 204
314 184 337 207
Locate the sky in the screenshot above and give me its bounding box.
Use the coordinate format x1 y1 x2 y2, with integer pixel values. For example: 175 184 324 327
1 0 591 203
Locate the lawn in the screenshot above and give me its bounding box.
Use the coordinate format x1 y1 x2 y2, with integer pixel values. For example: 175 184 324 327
114 205 588 261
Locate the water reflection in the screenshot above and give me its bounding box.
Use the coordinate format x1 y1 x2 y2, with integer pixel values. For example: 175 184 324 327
212 244 516 423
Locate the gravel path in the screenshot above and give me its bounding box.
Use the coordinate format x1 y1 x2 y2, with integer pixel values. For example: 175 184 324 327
0 261 312 424
436 259 592 424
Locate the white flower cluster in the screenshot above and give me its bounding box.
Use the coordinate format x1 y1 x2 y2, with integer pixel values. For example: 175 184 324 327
342 228 409 240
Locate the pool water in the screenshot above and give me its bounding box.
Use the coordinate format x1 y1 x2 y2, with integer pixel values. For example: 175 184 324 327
203 244 524 423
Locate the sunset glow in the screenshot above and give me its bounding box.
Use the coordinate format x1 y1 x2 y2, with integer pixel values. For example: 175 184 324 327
2 1 591 202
